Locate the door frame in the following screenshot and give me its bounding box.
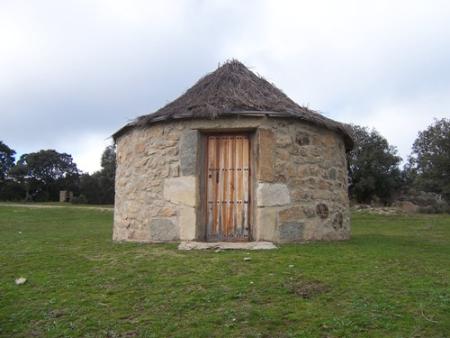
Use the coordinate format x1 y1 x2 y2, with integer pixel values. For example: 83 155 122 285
197 129 256 242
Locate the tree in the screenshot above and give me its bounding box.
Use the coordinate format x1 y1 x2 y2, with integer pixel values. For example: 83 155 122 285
408 118 450 201
0 141 16 181
13 150 80 201
101 145 116 180
347 125 402 204
78 173 101 204
0 141 23 201
98 145 116 204
7 163 29 200
78 145 116 204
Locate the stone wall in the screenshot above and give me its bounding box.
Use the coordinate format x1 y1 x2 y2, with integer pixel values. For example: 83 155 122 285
113 116 350 243
254 120 350 242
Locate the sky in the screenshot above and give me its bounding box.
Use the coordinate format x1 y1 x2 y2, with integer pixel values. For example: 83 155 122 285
1 0 449 173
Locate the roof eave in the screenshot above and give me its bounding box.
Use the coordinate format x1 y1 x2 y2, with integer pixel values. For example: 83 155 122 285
112 111 354 151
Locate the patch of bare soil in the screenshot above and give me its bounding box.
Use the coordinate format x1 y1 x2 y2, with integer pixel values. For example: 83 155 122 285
285 278 330 299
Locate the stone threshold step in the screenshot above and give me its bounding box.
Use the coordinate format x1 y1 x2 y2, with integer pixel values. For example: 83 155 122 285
178 241 277 250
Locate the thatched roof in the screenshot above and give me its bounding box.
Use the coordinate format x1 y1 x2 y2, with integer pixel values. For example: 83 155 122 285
113 60 353 150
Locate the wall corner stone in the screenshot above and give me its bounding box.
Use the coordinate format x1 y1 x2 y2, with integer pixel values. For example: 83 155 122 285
163 176 197 207
255 207 278 241
256 183 290 207
179 206 196 240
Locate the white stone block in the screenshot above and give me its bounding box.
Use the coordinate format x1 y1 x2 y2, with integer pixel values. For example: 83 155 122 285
256 183 290 207
255 207 278 241
179 206 196 240
163 176 197 206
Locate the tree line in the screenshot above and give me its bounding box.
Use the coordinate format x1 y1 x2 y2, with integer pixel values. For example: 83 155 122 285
348 118 449 211
0 118 449 208
0 144 116 204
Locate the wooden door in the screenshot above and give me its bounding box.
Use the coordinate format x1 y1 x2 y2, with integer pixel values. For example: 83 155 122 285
206 134 251 241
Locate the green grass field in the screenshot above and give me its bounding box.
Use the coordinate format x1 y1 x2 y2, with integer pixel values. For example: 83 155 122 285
0 205 449 337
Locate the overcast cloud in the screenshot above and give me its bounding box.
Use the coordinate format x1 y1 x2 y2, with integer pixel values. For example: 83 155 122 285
1 0 449 172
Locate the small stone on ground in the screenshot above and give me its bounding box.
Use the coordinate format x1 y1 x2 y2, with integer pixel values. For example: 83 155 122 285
15 277 27 285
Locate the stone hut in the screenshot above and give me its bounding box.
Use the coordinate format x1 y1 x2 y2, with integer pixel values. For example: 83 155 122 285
59 190 74 203
112 60 353 243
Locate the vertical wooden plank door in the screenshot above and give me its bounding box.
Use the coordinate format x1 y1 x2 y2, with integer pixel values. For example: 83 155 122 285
206 134 250 241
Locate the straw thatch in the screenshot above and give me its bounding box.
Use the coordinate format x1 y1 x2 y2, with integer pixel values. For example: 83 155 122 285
113 60 353 150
